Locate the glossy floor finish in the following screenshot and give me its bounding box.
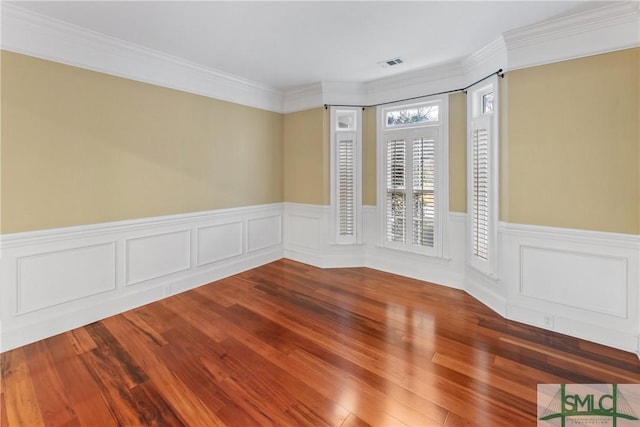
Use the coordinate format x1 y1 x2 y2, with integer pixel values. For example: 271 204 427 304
2 259 640 426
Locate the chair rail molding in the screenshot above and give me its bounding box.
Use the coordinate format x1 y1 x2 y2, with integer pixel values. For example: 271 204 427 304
500 222 640 353
1 3 284 113
0 204 284 352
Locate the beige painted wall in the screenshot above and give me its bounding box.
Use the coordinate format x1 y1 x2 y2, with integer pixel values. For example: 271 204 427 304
449 92 467 213
285 106 374 207
3 48 638 236
362 107 377 206
283 107 329 205
499 75 509 223
505 48 639 234
1 51 284 233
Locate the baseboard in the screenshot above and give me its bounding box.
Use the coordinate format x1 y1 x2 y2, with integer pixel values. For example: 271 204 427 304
501 221 640 353
465 268 507 317
3 203 639 354
0 204 284 352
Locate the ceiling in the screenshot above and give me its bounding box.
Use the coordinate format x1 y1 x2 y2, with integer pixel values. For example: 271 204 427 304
6 1 611 91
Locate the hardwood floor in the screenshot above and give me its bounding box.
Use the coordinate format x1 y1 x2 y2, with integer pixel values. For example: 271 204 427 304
2 259 639 426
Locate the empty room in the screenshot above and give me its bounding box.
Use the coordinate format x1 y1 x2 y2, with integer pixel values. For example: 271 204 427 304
1 1 639 426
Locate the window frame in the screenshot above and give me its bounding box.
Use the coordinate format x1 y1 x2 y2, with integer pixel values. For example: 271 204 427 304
330 107 362 245
377 96 449 258
467 76 499 277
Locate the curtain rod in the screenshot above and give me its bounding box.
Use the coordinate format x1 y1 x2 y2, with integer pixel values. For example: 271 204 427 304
324 68 504 110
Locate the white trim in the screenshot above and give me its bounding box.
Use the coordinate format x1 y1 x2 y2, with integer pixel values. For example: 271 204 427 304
283 83 324 114
499 221 640 249
3 2 636 114
500 222 640 353
465 267 507 317
504 1 640 71
376 96 450 259
284 203 467 289
2 204 638 354
322 82 368 109
466 75 499 279
1 3 284 113
124 230 192 286
0 204 284 352
330 107 363 245
462 37 508 84
365 60 466 108
284 203 640 353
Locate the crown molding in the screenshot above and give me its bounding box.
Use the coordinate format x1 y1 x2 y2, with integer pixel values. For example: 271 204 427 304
2 2 637 114
364 60 467 107
504 1 640 70
282 83 324 113
461 36 507 83
322 82 368 108
283 81 368 113
1 4 285 113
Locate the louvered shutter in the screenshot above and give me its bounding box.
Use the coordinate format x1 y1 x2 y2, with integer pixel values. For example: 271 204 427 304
412 137 436 247
386 139 406 243
467 75 498 277
331 107 361 245
379 99 445 257
472 128 489 260
338 137 355 237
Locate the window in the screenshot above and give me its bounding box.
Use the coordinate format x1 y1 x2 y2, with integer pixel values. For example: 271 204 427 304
331 108 362 245
378 98 448 257
467 76 499 277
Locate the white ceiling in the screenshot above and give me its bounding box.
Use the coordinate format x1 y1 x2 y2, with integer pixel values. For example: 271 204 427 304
6 1 611 91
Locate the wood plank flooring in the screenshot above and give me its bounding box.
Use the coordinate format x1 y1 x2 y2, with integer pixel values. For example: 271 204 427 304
2 259 639 426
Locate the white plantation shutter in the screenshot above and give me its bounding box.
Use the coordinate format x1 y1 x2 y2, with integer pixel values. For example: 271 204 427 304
378 97 447 257
472 128 489 260
338 137 355 237
384 131 439 252
412 137 435 247
467 76 498 277
386 139 406 243
331 107 361 245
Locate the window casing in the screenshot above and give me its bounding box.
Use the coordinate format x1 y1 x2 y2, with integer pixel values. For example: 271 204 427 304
330 107 362 245
467 76 499 277
378 97 448 257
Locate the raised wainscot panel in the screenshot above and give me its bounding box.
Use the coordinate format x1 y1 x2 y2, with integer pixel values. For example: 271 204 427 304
520 245 628 318
197 221 243 266
247 215 282 252
126 230 191 286
286 214 321 249
17 243 116 314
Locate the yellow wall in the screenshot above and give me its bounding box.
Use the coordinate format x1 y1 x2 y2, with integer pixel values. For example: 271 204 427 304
362 107 377 206
283 107 329 205
1 51 284 233
3 48 638 236
504 48 639 234
449 92 467 213
284 106 374 207
499 75 509 223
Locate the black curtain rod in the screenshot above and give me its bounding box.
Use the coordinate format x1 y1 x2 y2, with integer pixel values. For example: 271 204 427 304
324 68 504 110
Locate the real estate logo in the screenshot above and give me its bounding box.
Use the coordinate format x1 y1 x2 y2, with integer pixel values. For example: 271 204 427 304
538 384 640 426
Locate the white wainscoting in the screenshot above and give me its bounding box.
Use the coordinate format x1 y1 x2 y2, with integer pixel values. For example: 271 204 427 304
3 202 639 354
126 230 192 286
17 243 117 314
501 222 640 353
283 203 467 289
0 203 283 352
283 203 640 353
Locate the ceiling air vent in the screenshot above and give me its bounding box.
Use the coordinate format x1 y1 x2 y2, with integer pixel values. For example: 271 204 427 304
379 57 404 68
